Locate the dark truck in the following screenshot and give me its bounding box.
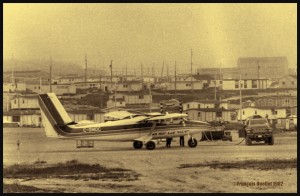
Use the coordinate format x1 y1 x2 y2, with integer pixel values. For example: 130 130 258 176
243 116 274 145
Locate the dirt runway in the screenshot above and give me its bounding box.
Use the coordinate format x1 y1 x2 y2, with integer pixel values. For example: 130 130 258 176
3 128 297 193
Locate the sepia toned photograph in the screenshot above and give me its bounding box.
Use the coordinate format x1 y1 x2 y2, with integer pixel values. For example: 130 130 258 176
3 3 297 193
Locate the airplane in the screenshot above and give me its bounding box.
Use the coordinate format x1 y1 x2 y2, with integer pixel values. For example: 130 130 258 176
38 93 213 150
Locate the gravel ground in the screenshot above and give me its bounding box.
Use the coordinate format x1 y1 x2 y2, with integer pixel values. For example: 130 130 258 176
3 128 297 193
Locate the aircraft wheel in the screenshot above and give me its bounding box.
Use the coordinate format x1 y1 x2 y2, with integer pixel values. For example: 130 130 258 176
133 141 143 149
146 141 156 150
188 138 197 148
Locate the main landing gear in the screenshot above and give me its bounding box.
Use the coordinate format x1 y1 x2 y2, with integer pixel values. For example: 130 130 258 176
133 140 156 150
133 141 143 149
188 138 198 148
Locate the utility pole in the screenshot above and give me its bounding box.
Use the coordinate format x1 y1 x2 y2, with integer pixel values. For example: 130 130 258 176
219 63 222 101
191 48 193 90
239 73 242 122
161 61 164 79
126 64 128 77
50 56 52 93
85 54 87 84
99 74 102 109
167 63 169 81
141 62 143 82
39 77 42 93
175 61 177 98
214 70 217 100
152 62 154 77
257 60 260 90
149 82 152 113
110 60 113 92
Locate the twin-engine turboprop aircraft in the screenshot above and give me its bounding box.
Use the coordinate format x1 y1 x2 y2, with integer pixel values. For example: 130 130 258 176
38 93 212 150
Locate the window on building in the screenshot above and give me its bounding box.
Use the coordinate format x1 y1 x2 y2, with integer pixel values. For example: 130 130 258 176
291 81 294 85
120 102 123 104
216 111 222 117
198 104 200 108
244 80 247 88
187 104 190 109
12 116 20 122
14 100 16 104
219 81 223 84
23 99 25 104
255 110 257 114
198 112 201 117
252 80 257 88
138 95 144 99
235 80 239 89
243 111 245 115
123 84 128 88
87 114 94 120
282 81 285 85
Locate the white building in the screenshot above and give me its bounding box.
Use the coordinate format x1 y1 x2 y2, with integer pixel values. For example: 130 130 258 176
3 83 26 92
222 79 272 90
237 106 287 121
27 84 76 95
10 94 39 110
182 100 229 111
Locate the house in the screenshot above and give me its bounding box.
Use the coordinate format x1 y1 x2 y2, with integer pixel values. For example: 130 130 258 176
27 84 76 95
3 110 42 127
58 76 85 84
221 78 272 90
67 109 106 123
184 108 237 122
163 81 204 91
182 100 229 111
3 82 26 92
277 75 297 89
106 98 126 108
254 95 297 108
106 92 152 107
3 92 17 112
10 94 39 110
237 106 287 121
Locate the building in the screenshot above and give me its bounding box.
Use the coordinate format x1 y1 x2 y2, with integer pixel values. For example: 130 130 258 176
237 56 289 79
67 109 106 123
196 67 240 79
106 92 152 107
3 83 26 92
182 100 229 111
106 98 126 108
3 92 17 112
184 108 237 122
3 110 42 127
221 78 272 90
163 81 204 91
58 76 85 84
237 106 287 121
10 94 39 110
254 95 297 108
277 75 297 89
27 84 76 95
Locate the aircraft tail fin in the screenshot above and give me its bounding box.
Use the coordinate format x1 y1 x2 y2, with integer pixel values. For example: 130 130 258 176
38 93 74 138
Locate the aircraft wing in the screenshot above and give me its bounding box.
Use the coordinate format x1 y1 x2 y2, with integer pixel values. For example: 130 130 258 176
104 110 138 120
145 113 188 121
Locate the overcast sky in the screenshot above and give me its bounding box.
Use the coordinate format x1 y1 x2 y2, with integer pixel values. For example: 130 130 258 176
4 3 297 73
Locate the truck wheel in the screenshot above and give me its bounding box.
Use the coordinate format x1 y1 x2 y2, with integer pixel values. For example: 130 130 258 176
268 136 274 145
133 141 143 149
146 141 156 150
188 138 198 148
